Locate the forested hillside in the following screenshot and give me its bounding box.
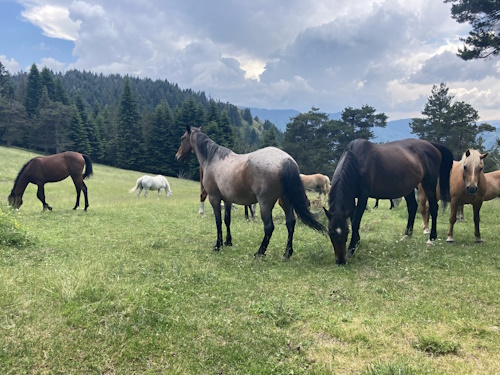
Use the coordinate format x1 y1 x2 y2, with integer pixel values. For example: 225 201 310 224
0 63 282 180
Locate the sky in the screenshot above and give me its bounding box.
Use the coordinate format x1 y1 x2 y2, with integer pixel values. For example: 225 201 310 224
1 0 500 122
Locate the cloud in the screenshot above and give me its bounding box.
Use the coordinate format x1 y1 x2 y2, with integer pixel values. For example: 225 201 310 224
0 55 20 74
8 0 500 121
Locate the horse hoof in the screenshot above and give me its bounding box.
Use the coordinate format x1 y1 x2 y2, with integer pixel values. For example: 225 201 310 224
224 241 233 246
446 238 455 244
423 229 430 235
475 238 484 244
426 239 434 246
401 235 409 241
254 252 266 258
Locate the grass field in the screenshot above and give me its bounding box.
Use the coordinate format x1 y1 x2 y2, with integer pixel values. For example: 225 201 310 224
0 146 499 374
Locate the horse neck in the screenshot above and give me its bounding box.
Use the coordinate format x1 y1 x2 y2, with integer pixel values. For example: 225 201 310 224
12 171 30 197
328 151 358 214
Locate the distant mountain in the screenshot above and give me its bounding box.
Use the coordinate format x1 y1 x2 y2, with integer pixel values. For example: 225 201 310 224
247 107 499 148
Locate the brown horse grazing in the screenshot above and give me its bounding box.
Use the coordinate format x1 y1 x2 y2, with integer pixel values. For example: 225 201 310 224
324 138 453 264
300 173 330 202
176 125 325 258
446 149 488 243
8 152 93 211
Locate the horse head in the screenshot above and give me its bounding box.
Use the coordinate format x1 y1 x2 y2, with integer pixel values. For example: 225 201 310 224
461 149 488 195
8 190 23 209
175 125 203 163
323 207 350 264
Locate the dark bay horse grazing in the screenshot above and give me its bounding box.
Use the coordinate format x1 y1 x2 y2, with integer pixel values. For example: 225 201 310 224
324 138 453 264
176 125 325 258
8 151 93 211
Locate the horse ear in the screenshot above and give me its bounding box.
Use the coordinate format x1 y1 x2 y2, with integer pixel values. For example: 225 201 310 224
466 149 471 157
480 152 489 160
323 207 332 220
186 124 191 133
199 125 203 132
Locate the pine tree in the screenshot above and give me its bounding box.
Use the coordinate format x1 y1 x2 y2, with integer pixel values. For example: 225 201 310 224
40 67 56 102
69 105 91 154
116 77 143 170
148 102 176 175
25 64 41 117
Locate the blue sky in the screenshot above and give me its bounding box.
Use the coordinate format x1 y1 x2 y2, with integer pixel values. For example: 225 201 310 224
2 0 500 123
1 1 75 70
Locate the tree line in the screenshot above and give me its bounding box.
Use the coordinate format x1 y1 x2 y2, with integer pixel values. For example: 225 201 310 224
1 62 497 182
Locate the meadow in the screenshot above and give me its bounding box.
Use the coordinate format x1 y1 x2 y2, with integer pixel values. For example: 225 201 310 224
0 146 499 374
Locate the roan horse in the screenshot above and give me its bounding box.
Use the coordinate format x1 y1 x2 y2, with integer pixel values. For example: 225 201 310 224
176 125 325 257
324 138 453 264
420 149 488 243
8 151 93 211
199 166 255 220
129 174 172 198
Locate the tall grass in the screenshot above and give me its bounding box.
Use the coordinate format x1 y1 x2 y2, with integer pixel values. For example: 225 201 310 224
1 146 499 374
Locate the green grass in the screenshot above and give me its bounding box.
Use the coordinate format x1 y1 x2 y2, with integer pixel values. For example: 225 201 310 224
1 146 499 374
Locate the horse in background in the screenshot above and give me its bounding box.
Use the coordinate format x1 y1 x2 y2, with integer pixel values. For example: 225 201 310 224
300 173 330 203
373 198 396 209
8 151 93 211
176 125 325 258
129 175 172 199
324 138 453 264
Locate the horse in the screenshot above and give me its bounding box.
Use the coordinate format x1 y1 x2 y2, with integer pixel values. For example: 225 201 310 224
419 149 488 243
8 151 93 211
373 198 395 209
323 138 453 264
176 125 325 258
129 175 172 198
199 166 256 220
454 168 500 222
300 173 330 202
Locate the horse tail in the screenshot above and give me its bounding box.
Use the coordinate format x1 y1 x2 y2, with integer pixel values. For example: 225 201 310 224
281 158 326 233
82 154 93 180
129 178 141 193
430 141 453 202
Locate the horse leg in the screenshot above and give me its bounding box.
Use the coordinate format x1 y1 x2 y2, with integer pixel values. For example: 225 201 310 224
224 202 233 246
473 202 484 243
348 195 368 256
403 191 418 237
144 187 149 198
82 181 89 211
390 199 394 209
281 197 296 259
71 176 82 210
447 198 458 243
209 196 223 251
137 186 143 198
244 206 249 221
255 203 275 257
37 185 52 211
200 189 207 215
457 204 464 221
374 199 379 209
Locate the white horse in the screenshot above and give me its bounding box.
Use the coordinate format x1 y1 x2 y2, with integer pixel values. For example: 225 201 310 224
129 175 172 199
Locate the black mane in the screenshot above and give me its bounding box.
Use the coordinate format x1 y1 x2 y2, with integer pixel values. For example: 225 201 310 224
12 157 37 190
193 130 232 162
328 141 361 213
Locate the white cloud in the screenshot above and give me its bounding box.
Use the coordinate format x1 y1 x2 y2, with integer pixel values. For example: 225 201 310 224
8 0 500 121
0 55 20 74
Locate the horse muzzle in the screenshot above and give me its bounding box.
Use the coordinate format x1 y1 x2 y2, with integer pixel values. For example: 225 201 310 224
466 185 478 195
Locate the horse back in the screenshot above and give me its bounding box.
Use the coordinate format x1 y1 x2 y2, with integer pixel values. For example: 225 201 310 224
484 170 500 201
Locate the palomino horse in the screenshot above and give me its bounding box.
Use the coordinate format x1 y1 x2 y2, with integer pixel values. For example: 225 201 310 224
324 138 453 264
176 125 325 258
300 173 330 202
454 169 500 222
420 149 488 243
129 175 172 198
8 151 93 211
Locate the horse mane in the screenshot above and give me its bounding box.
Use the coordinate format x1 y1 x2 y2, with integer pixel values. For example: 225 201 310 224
460 149 481 168
328 141 361 213
12 157 37 190
193 130 232 162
